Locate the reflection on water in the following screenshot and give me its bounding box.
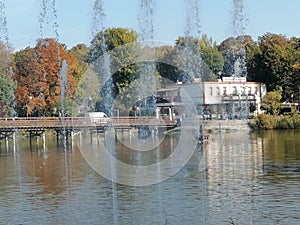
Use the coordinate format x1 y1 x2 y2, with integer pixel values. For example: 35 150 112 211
0 129 299 224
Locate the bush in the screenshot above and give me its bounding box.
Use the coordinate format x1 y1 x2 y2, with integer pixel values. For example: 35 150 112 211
292 114 300 128
250 114 276 129
250 113 300 129
276 116 294 129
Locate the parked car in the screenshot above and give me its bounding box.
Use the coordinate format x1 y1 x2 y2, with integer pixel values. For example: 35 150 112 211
86 112 111 124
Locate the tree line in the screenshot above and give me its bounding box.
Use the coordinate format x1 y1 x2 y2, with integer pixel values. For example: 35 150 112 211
0 28 299 117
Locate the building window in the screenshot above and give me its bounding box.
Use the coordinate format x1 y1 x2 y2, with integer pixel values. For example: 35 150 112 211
216 87 220 96
234 103 240 111
242 86 246 95
254 87 258 95
248 87 252 95
209 87 213 96
223 87 227 95
233 86 237 95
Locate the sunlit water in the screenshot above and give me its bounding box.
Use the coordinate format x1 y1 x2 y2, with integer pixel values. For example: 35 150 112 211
0 129 299 225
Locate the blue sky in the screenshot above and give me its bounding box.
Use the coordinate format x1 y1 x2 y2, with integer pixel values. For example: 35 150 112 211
2 0 300 50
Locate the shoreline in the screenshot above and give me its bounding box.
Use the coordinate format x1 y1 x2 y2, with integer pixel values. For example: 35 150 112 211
203 119 251 132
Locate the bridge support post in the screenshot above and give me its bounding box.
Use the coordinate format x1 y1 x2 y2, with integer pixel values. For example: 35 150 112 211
28 130 46 150
55 129 74 150
12 132 16 153
42 132 46 152
0 130 16 152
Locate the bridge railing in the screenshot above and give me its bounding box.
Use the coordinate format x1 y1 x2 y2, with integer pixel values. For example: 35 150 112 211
0 116 177 130
111 116 176 127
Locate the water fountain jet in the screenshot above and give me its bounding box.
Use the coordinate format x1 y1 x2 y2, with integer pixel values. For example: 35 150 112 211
90 1 118 224
0 0 9 44
231 0 248 78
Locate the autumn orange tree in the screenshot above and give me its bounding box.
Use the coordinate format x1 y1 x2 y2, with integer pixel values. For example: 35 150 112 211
14 38 79 117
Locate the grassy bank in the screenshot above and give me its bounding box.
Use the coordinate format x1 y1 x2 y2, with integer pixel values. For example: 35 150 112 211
250 113 300 129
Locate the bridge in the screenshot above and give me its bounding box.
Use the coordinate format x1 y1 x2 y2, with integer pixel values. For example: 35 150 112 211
0 116 178 140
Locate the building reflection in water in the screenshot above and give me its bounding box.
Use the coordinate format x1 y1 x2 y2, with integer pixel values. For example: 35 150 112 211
204 130 264 224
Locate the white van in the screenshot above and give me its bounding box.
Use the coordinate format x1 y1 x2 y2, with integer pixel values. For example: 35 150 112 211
86 112 110 124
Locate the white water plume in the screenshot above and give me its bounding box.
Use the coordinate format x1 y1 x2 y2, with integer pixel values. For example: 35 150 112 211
90 0 106 39
232 0 247 36
91 0 114 115
137 0 157 114
138 0 155 41
231 0 248 78
39 0 59 41
184 0 201 38
0 0 9 44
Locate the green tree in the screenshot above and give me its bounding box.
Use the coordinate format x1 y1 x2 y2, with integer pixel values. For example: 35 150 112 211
88 27 138 62
0 41 15 116
155 45 179 82
199 35 224 78
0 73 16 116
174 36 203 82
218 35 253 77
68 44 89 81
244 38 261 82
261 90 282 115
73 67 100 115
171 35 223 82
251 33 297 100
290 37 300 103
87 28 140 100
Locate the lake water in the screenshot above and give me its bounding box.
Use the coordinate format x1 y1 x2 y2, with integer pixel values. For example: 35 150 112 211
0 129 299 225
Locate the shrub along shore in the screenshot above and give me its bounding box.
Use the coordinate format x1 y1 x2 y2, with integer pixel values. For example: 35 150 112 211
250 114 300 129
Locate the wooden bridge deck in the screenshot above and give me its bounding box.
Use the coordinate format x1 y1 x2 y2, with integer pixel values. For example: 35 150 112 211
0 116 177 132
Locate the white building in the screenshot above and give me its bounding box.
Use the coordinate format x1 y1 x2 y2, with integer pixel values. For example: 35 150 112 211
201 77 267 119
156 77 267 119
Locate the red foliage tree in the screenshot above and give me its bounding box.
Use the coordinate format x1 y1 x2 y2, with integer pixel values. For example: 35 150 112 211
14 38 79 116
